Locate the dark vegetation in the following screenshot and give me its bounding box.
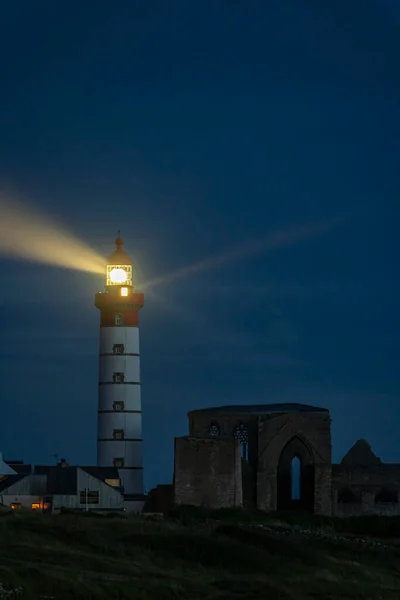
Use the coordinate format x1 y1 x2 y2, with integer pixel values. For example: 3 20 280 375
1 506 400 599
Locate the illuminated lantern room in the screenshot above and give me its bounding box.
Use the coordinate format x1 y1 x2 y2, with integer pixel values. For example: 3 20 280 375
106 237 134 290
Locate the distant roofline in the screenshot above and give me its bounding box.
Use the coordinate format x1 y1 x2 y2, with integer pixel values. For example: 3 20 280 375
188 402 329 416
33 465 121 480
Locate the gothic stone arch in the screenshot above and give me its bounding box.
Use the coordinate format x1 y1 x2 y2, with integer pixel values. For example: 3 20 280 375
277 436 315 512
256 411 332 515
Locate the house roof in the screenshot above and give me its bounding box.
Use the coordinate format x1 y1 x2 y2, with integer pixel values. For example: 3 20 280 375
80 466 121 481
0 473 29 493
188 403 329 415
0 452 17 476
5 461 32 475
45 467 78 495
34 465 123 494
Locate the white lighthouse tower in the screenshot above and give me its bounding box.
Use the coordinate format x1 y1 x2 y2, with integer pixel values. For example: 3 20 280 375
95 237 145 512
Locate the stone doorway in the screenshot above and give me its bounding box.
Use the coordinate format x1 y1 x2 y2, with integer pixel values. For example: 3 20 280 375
277 436 315 512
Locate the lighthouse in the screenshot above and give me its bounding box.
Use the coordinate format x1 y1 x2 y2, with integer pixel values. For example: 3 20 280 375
95 237 145 512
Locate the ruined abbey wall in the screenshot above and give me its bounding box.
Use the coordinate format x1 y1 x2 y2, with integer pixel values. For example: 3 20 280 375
171 406 400 517
173 436 243 508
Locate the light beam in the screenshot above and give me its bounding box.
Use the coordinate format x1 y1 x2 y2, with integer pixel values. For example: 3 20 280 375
141 216 346 291
0 194 105 274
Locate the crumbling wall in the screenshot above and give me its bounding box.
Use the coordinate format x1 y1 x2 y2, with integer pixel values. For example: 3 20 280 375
174 436 242 509
332 464 400 516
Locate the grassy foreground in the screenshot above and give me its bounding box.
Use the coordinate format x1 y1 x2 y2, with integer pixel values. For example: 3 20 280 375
0 507 400 599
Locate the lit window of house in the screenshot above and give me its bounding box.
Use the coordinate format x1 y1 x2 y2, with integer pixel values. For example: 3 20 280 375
121 287 128 297
105 478 120 487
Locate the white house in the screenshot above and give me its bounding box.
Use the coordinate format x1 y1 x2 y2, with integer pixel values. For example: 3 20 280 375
0 461 124 513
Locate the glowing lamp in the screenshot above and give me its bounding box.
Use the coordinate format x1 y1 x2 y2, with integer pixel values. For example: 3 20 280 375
121 287 128 297
105 237 133 287
106 264 132 286
110 268 128 283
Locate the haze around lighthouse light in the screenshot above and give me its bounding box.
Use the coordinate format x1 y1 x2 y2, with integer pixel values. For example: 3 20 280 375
0 193 105 274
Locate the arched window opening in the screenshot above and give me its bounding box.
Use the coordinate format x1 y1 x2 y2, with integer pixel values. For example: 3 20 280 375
233 423 249 460
115 313 124 326
291 456 301 500
375 488 398 503
277 436 315 513
338 488 360 504
208 422 220 437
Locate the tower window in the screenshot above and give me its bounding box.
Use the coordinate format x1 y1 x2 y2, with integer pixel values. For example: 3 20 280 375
113 458 125 468
113 372 124 383
233 423 249 460
113 429 124 440
208 422 220 437
115 313 124 325
121 287 128 297
113 344 124 354
113 401 124 411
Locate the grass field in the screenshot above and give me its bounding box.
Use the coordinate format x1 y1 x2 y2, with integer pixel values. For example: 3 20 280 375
0 507 399 599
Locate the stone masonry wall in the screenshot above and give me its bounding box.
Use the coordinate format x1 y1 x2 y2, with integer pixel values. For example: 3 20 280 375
257 412 332 515
174 436 243 509
332 464 400 517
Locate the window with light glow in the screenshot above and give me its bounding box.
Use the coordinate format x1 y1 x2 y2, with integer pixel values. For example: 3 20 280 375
105 478 120 487
121 287 128 297
31 503 41 510
11 503 21 510
107 265 132 286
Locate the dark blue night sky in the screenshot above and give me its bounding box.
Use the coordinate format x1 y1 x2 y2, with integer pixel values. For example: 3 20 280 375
0 1 398 491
